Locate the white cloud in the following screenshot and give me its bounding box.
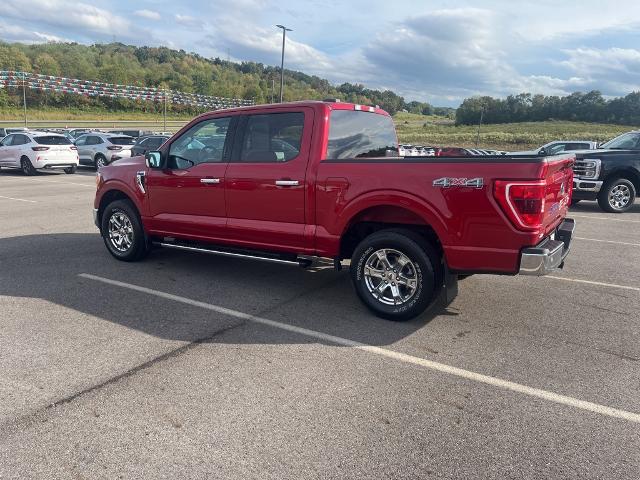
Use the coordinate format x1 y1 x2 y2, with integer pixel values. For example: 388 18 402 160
134 9 161 21
0 22 69 44
175 14 203 28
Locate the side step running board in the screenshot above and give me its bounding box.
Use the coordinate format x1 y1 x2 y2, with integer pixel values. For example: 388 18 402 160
156 242 313 268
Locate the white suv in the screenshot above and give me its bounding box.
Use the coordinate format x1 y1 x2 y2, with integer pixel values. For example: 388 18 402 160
75 133 135 168
0 132 79 175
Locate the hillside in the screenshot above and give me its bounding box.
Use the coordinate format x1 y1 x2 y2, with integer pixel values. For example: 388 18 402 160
0 41 447 117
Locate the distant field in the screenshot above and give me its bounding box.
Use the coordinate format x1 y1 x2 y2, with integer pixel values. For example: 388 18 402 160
394 112 637 151
1 108 636 151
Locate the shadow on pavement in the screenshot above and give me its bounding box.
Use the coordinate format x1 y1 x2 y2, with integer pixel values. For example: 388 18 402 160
0 233 449 347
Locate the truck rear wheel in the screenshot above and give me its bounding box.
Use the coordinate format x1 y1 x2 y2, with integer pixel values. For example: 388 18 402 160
598 178 636 213
101 199 149 262
350 229 441 321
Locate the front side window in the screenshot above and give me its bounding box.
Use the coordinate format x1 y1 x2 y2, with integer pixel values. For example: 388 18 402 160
547 143 567 155
239 112 304 162
168 117 231 169
1 135 15 146
326 110 398 159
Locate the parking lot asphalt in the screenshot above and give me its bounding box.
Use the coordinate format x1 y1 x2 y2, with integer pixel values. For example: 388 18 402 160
0 169 638 479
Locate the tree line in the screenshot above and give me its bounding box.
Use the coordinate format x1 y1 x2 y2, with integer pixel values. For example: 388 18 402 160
456 91 640 126
0 41 442 116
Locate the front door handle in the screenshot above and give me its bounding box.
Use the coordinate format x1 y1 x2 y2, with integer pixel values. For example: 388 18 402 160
275 180 299 186
200 178 221 184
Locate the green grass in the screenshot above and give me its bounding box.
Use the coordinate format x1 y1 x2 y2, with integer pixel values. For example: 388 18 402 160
394 112 637 151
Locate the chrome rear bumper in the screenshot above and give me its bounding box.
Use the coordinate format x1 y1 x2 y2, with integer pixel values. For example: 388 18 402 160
519 218 575 276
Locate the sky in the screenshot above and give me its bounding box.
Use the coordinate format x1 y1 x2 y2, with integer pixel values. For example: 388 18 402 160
1 0 639 106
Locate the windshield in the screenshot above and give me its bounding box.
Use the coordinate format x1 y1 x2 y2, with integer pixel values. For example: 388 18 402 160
600 132 640 150
34 136 72 145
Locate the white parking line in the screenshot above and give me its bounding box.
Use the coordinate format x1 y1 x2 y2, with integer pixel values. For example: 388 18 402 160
0 195 37 203
80 273 640 424
548 276 640 293
575 236 640 247
0 177 94 188
571 214 640 224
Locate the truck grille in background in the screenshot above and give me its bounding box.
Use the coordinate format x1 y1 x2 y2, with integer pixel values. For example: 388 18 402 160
573 158 601 179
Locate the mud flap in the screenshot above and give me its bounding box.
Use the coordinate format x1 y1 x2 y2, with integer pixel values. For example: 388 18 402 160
443 263 459 307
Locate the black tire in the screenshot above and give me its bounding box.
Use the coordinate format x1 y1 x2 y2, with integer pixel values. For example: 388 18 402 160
350 229 442 321
597 178 636 213
101 199 150 262
64 166 77 174
570 199 580 206
94 154 107 169
21 156 37 176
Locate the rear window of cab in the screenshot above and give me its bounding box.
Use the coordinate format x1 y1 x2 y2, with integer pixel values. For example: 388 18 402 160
326 110 398 159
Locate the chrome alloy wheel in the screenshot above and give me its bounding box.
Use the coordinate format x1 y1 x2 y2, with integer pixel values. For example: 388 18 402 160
108 212 134 252
609 184 631 210
363 248 418 306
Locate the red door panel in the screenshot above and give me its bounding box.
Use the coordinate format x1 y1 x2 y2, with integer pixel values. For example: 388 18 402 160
225 108 314 252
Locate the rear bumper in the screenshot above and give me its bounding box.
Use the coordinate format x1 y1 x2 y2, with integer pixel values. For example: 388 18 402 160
519 218 575 276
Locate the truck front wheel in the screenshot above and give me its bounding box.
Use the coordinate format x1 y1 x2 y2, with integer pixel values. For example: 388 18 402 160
598 178 636 213
350 229 441 321
101 199 149 261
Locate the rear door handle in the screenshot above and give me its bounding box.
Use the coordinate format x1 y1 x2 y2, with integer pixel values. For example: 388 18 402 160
200 178 221 184
275 180 299 186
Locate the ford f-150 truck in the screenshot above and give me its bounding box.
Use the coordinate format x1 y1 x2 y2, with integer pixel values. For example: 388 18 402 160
93 100 575 320
572 130 640 213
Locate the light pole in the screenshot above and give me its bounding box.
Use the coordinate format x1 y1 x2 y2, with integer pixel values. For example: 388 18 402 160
22 72 28 127
276 24 292 103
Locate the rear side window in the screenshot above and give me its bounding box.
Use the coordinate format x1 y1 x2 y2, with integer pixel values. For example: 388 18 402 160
108 137 135 146
239 112 304 162
327 110 398 159
34 136 72 145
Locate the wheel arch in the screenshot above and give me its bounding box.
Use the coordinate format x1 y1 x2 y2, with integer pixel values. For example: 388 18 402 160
97 187 141 228
604 168 640 192
339 202 446 262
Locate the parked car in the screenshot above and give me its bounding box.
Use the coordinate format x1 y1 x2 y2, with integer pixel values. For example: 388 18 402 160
510 140 598 156
435 147 473 157
93 100 574 321
108 129 152 139
0 127 29 139
131 135 170 157
572 130 640 212
75 133 135 168
0 132 79 175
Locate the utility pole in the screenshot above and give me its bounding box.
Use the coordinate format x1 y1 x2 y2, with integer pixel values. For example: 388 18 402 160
22 72 28 127
276 25 292 103
476 105 484 147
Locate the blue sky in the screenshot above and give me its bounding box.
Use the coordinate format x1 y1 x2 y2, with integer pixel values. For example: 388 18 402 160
1 0 639 106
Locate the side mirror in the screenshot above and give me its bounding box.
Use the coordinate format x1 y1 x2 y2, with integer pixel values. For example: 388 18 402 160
146 151 162 168
538 147 547 156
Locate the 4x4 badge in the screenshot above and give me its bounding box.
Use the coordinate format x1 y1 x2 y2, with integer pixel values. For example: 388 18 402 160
433 177 484 188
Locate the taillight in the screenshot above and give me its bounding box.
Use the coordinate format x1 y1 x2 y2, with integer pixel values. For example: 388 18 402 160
32 146 49 151
70 146 78 150
494 180 547 231
107 146 122 151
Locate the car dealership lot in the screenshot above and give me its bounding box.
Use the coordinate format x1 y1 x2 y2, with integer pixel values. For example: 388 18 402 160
0 170 638 479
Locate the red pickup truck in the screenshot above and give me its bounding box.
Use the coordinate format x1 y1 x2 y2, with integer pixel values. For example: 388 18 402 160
93 100 575 320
